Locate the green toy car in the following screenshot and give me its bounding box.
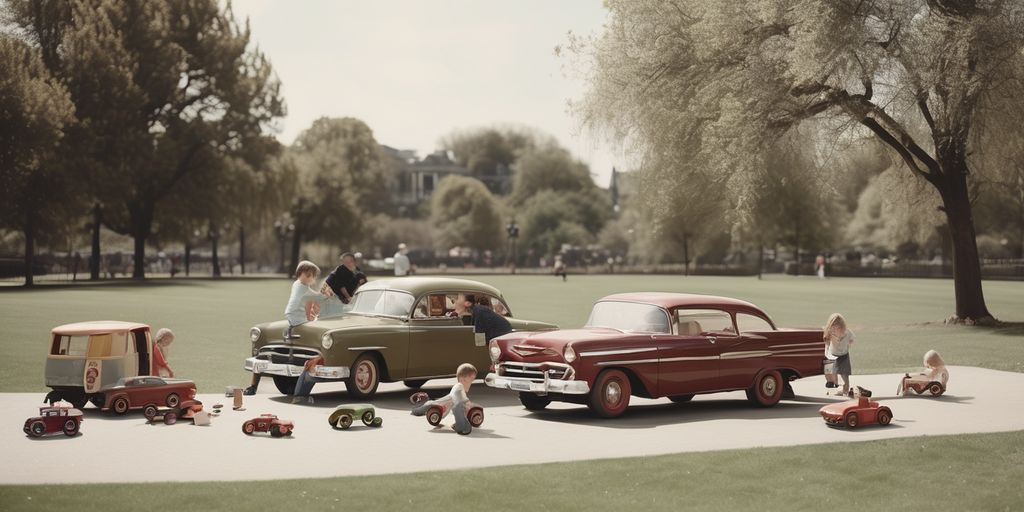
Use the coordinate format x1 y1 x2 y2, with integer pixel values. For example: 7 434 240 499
328 404 382 430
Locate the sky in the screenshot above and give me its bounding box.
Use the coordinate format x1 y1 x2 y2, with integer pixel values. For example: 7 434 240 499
229 0 629 188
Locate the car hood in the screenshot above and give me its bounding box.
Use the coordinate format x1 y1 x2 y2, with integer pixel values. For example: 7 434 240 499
495 328 630 360
253 314 404 338
819 399 870 416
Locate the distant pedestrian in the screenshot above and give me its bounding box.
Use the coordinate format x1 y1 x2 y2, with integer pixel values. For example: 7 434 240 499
815 254 826 279
72 252 81 281
394 243 411 276
553 256 567 281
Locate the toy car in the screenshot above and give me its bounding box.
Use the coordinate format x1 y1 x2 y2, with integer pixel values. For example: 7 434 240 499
819 396 893 428
242 414 294 437
24 405 83 437
328 404 382 430
410 392 484 431
143 400 203 425
899 373 946 396
99 376 197 415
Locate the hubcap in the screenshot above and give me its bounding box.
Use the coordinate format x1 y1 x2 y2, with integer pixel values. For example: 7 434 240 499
605 381 622 406
762 376 777 396
356 362 375 391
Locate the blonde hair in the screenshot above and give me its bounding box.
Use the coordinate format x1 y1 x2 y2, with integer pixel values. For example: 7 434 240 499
294 260 320 279
456 363 477 379
823 313 847 341
154 328 174 355
924 350 945 368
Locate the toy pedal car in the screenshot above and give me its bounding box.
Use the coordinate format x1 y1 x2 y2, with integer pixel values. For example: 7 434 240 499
242 414 293 437
143 400 203 425
24 405 83 438
899 374 946 396
410 392 485 430
819 396 893 428
328 404 383 430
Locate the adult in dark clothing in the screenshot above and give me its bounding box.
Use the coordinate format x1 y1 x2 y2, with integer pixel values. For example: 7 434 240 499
454 293 512 341
324 253 362 304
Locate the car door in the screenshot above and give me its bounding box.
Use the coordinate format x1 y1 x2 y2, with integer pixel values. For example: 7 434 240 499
725 311 790 388
406 292 480 378
655 308 723 396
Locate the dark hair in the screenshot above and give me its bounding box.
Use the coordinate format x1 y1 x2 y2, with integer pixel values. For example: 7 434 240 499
340 252 355 261
477 296 491 307
461 293 476 305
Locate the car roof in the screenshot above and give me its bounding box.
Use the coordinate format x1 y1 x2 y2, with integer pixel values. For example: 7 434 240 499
598 292 763 312
52 321 150 336
359 277 502 298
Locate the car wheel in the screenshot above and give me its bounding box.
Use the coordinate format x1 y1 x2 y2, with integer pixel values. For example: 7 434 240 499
339 414 353 430
519 393 552 411
112 397 130 415
346 354 380 399
468 407 484 428
272 376 299 395
845 412 859 428
426 406 443 426
877 408 892 426
30 421 46 437
669 394 695 403
62 419 79 436
164 412 178 425
361 411 375 426
165 393 180 408
143 404 159 420
748 370 783 407
242 421 256 435
588 369 631 418
403 380 427 389
928 383 944 396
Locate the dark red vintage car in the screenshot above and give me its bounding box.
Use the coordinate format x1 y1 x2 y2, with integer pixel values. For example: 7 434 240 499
486 293 825 417
99 376 197 415
24 405 83 437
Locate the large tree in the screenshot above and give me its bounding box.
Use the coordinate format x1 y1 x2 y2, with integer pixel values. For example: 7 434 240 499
430 176 504 253
572 0 1024 322
441 126 544 195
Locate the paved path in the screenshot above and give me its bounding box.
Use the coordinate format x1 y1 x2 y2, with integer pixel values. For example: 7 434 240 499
2 366 1021 484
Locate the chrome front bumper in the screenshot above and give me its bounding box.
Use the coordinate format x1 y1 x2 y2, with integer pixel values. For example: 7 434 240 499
485 373 590 395
244 357 350 379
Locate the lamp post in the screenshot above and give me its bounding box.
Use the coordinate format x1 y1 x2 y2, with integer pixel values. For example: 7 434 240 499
274 218 294 274
506 219 520 274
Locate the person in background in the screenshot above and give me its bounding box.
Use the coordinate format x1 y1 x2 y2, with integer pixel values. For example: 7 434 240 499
153 328 175 378
394 243 411 276
321 252 364 317
553 255 567 281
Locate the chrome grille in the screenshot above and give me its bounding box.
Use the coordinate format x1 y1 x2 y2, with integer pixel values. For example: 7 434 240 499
499 361 574 381
255 344 321 365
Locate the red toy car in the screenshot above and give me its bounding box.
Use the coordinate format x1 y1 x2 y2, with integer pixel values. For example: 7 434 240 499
143 400 204 425
242 414 294 437
410 392 485 430
99 376 197 415
819 396 893 428
24 405 83 437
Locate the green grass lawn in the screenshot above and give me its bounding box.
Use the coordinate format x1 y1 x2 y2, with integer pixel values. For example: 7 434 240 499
1 275 1021 510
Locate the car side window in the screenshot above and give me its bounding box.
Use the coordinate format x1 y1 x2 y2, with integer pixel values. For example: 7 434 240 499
413 294 455 319
489 296 511 317
675 309 735 336
737 313 774 333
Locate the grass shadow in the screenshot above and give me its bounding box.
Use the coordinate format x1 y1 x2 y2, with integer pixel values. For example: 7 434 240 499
979 321 1024 337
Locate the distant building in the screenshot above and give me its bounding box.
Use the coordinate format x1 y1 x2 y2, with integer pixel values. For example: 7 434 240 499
382 146 471 215
609 167 637 213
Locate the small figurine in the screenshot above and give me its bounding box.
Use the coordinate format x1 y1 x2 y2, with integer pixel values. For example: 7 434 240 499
242 414 294 437
819 388 892 428
410 363 483 435
897 350 949 397
24 404 83 437
143 400 205 425
328 404 383 430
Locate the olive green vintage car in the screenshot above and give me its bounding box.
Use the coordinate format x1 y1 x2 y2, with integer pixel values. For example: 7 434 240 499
244 277 557 399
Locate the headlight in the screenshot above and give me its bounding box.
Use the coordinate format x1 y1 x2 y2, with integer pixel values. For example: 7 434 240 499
489 341 501 363
249 328 261 343
321 333 333 350
564 345 576 363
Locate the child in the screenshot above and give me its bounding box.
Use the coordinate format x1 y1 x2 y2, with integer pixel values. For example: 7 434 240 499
152 328 175 378
411 363 477 435
244 261 323 396
823 313 854 396
898 350 949 395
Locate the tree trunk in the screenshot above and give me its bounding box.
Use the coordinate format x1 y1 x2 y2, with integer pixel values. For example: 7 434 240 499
23 208 36 287
682 234 690 276
90 203 101 280
130 204 153 280
289 230 302 277
793 220 801 277
239 226 246 275
210 222 221 278
184 241 192 277
758 242 764 281
937 167 992 322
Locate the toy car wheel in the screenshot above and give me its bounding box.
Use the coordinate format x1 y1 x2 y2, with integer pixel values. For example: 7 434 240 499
588 369 632 418
468 408 484 428
29 421 46 437
112 397 130 415
271 426 284 437
346 354 380 399
371 417 383 427
877 408 892 426
928 383 944 396
748 370 783 408
279 425 292 436
669 394 695 403
518 393 551 411
403 380 427 389
361 411 375 426
143 404 159 420
165 393 180 408
410 392 430 405
426 406 443 426
845 412 859 428
164 411 178 425
62 419 79 436
242 421 256 435
339 414 353 430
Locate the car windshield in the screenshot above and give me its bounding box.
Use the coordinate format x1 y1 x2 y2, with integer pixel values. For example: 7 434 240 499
585 301 671 334
350 289 415 318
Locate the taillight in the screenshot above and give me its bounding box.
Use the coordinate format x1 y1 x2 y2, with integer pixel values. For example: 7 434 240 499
189 388 196 398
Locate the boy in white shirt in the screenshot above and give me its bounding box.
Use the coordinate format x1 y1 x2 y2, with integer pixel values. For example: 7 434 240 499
411 363 476 434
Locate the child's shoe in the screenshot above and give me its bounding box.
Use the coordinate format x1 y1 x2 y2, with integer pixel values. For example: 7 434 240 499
243 386 257 396
307 396 315 405
291 396 302 404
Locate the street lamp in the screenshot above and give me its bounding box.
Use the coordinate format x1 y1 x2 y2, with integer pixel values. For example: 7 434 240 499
274 218 294 274
506 220 520 273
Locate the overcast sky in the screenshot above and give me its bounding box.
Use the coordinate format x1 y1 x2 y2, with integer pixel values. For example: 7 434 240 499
229 0 628 188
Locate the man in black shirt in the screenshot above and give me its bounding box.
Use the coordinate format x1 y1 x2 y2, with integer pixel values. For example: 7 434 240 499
455 293 512 341
324 253 363 304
